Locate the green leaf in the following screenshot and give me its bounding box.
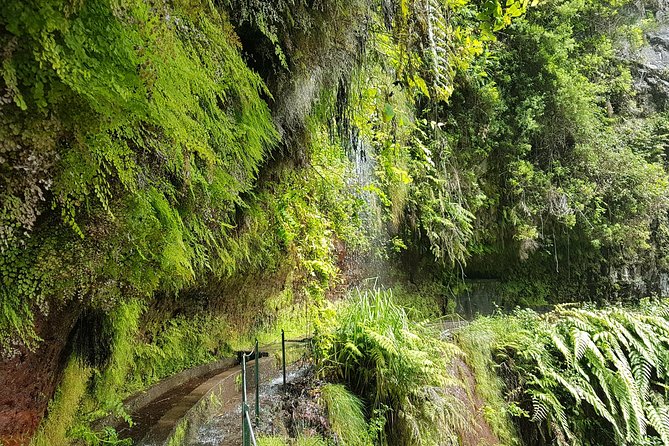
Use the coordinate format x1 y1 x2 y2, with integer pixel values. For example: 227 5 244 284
382 103 395 123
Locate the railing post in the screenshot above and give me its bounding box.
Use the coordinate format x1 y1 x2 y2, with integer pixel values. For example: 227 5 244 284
281 329 286 386
246 409 258 446
241 354 249 446
254 338 259 424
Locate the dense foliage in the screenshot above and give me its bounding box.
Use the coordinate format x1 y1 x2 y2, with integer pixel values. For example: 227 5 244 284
314 290 467 445
353 0 669 301
4 0 665 358
458 303 669 446
0 0 280 348
2 0 669 444
465 0 669 301
320 383 372 446
0 0 369 352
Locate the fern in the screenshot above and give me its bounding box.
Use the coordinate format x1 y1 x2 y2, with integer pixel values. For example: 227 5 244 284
465 303 669 446
315 289 470 445
424 0 455 101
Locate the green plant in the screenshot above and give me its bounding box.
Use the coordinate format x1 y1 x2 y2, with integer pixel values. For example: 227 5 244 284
68 426 131 446
455 319 523 445
321 384 371 446
165 421 188 446
295 436 329 446
315 289 468 445
464 301 669 445
6 0 669 445
258 437 289 446
0 0 279 350
29 361 91 446
256 436 328 446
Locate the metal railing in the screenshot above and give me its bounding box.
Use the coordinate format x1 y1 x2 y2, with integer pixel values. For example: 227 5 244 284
427 314 470 338
280 329 311 386
240 339 259 446
243 321 471 442
241 331 310 444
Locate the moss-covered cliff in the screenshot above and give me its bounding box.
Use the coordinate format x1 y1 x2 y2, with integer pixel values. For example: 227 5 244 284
1 0 669 443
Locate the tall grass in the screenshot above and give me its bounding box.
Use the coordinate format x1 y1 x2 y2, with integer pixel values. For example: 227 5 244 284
315 289 468 445
321 384 371 445
30 361 91 446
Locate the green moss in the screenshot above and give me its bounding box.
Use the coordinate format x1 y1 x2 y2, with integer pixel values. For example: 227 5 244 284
30 361 91 446
85 300 143 414
389 281 456 319
165 421 188 446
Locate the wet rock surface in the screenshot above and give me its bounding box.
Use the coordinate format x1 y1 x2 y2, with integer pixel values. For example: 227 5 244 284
632 22 669 113
269 367 329 440
0 302 81 446
639 26 669 70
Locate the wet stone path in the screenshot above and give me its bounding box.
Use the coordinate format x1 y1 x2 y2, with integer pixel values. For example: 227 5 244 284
112 342 310 446
187 360 311 446
118 366 233 443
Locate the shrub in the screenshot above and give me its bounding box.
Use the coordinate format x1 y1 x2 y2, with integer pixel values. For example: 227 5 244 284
460 302 669 445
315 289 467 445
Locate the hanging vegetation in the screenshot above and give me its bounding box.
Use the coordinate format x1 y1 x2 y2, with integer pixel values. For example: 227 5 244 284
2 0 669 444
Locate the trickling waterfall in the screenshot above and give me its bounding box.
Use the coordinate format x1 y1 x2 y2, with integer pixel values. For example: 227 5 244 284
347 127 377 217
342 126 387 281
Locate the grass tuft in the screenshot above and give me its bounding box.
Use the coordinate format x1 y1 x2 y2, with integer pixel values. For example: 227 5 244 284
257 437 289 446
321 384 371 445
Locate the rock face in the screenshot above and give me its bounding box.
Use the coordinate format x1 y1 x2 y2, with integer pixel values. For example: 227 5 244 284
615 15 669 300
633 22 669 112
456 280 500 318
0 303 80 446
639 26 669 69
